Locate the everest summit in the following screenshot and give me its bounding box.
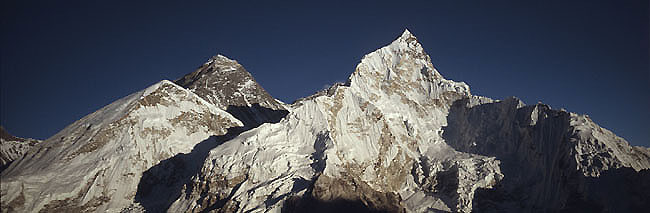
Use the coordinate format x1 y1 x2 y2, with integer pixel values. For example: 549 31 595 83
2 30 649 212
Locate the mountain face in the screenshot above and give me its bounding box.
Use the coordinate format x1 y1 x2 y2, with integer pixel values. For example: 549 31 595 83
1 81 243 212
0 127 41 172
2 30 649 213
174 55 288 129
443 98 650 212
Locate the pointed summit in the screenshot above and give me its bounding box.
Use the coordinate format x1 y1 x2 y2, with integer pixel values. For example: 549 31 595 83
204 54 237 66
214 54 231 60
3 30 649 213
197 54 240 73
175 54 269 109
400 28 415 39
350 29 440 83
348 29 469 106
175 54 288 128
391 28 422 51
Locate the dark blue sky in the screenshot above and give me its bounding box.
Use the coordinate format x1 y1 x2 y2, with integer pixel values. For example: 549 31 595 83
1 1 648 146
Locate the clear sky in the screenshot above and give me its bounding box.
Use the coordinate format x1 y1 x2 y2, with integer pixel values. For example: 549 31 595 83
1 0 648 146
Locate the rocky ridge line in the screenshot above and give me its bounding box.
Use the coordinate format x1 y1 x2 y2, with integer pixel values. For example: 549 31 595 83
1 29 648 213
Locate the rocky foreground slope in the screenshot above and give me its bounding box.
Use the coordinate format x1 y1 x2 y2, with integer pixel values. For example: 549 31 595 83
2 30 649 212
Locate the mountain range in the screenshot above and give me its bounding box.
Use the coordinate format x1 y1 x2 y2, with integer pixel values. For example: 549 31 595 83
1 30 649 212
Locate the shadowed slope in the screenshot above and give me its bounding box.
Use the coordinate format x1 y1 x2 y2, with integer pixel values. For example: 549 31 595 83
443 97 650 212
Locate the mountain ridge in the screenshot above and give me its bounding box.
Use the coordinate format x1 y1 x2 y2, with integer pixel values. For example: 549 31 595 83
0 126 41 173
1 30 648 212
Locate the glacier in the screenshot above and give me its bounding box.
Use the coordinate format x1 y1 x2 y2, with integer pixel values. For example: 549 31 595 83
1 29 649 213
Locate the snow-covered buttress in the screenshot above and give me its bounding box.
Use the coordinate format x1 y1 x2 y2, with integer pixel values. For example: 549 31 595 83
1 30 648 213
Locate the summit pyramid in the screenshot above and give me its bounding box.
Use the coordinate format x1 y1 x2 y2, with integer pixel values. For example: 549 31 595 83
2 30 648 213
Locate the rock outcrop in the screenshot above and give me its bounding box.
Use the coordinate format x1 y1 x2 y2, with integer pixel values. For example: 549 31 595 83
1 30 648 213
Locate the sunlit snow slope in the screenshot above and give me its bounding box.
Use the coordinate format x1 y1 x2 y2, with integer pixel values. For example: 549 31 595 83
1 81 242 212
2 30 649 213
0 126 41 173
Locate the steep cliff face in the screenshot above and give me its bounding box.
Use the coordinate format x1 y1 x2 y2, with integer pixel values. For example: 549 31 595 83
1 30 648 213
443 97 650 212
1 80 242 212
167 30 649 212
166 30 503 213
301 30 500 212
0 126 41 172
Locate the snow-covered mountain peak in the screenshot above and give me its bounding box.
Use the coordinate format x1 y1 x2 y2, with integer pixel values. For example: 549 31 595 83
3 30 649 213
175 54 288 128
349 30 447 87
391 28 425 55
348 30 470 111
395 28 418 46
401 28 414 38
203 54 238 68
176 54 274 108
0 78 244 212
